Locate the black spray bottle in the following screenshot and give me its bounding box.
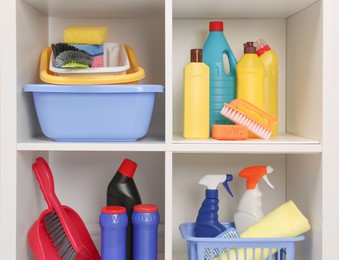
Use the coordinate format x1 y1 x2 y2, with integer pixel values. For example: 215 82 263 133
107 158 142 260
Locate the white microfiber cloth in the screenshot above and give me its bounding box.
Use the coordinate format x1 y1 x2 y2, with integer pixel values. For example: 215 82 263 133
215 200 311 260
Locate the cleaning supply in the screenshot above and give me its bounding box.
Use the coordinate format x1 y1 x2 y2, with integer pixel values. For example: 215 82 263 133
70 44 104 56
64 26 108 45
205 227 240 260
100 206 128 260
55 50 92 68
195 174 233 237
236 42 264 137
28 157 100 260
183 48 210 139
234 165 274 234
211 124 248 140
216 200 311 260
51 42 93 68
132 204 160 260
92 55 104 67
255 39 279 136
202 21 237 130
220 99 277 139
107 158 142 260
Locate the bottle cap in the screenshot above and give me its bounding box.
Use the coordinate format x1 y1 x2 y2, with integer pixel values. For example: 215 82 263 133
190 49 202 62
134 204 158 213
209 21 223 31
101 206 126 214
243 42 256 54
254 39 271 56
117 158 137 178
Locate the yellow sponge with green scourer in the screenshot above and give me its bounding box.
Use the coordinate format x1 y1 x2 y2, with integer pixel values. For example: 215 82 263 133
64 26 108 45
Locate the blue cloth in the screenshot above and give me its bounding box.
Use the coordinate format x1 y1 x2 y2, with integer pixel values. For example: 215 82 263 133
70 44 104 57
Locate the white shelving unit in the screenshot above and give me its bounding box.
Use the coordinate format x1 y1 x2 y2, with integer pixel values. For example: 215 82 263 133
1 0 339 259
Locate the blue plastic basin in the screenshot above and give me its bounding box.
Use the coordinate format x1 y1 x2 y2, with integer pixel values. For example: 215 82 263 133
24 84 164 142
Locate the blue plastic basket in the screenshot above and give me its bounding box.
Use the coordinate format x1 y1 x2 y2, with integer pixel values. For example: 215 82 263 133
24 84 164 142
179 222 305 260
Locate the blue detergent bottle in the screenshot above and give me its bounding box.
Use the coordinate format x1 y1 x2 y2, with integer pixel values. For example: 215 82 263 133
195 174 233 237
203 21 237 132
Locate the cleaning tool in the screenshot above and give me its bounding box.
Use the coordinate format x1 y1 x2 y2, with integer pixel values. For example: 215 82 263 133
107 158 142 260
195 174 233 237
220 99 277 139
202 21 237 130
255 39 279 136
51 42 92 68
236 42 265 137
211 124 248 140
183 48 210 139
55 51 92 68
132 204 160 260
234 165 274 234
64 26 108 45
51 43 88 58
100 206 128 260
28 157 100 260
216 200 311 260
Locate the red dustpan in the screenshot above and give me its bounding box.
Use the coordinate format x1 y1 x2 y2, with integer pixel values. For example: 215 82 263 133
28 157 100 260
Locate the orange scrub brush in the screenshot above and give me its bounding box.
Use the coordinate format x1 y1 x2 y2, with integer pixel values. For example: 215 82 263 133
220 99 277 140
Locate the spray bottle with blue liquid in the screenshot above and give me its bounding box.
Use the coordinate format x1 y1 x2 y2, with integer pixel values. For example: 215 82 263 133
195 174 233 237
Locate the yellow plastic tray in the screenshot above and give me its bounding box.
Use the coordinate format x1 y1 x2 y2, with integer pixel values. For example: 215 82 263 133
39 45 145 85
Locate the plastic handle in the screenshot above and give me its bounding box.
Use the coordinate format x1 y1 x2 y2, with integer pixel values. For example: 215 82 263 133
222 174 234 197
224 49 237 75
32 157 83 252
229 99 277 130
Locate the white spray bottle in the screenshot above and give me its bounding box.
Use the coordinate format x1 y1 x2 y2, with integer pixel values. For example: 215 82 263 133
234 166 274 234
195 174 233 237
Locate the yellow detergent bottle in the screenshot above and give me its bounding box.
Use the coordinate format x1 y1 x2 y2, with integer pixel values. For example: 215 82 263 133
255 39 278 136
183 49 210 139
236 42 264 138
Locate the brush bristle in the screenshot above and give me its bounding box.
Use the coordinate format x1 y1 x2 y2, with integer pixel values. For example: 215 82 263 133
220 105 272 139
51 43 88 58
55 51 92 68
44 211 77 260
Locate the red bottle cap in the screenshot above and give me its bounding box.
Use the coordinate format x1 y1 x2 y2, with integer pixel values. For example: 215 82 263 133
101 206 126 214
134 204 158 213
209 21 223 31
256 45 271 56
118 158 137 178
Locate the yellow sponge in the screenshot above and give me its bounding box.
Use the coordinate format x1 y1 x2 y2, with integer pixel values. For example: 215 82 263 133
64 26 108 45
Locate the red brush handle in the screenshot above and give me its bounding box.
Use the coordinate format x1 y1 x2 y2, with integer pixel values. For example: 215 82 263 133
32 157 82 252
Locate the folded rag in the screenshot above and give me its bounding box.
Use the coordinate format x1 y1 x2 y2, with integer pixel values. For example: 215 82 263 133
215 200 311 260
70 44 104 57
92 55 104 68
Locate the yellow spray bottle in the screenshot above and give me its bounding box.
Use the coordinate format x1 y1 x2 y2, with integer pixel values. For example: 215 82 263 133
255 39 278 136
183 49 210 139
